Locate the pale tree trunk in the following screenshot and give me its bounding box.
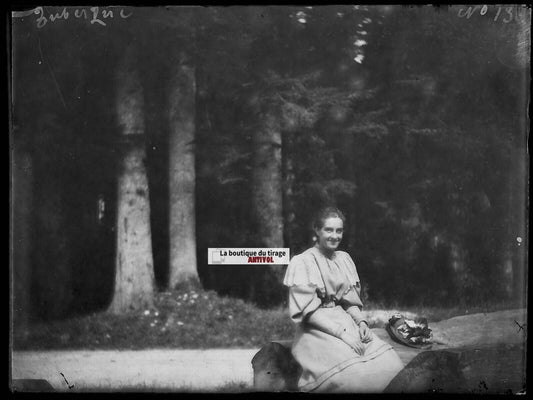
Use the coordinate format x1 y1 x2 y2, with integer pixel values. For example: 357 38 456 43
252 110 284 248
251 106 285 290
167 59 199 289
108 46 155 314
11 146 32 332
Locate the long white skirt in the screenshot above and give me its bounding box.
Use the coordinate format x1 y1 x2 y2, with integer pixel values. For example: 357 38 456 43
292 306 404 393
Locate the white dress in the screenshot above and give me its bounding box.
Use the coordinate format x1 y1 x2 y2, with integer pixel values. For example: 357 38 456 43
283 246 404 392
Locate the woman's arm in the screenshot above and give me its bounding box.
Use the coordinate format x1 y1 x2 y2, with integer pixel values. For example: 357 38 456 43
345 305 368 326
345 305 373 343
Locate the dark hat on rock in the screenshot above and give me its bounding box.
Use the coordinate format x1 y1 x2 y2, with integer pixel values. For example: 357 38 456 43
386 314 433 349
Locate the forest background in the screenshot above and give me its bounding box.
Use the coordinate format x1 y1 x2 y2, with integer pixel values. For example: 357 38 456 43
10 5 529 349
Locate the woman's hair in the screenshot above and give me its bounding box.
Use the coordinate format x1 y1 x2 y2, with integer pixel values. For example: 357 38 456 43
312 206 346 231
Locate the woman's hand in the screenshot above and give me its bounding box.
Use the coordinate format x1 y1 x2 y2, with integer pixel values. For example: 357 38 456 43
340 331 365 355
358 321 373 343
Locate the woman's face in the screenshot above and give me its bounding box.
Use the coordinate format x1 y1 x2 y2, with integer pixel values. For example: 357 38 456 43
315 217 344 253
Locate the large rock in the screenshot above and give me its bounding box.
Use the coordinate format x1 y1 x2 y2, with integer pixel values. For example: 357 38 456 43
385 342 526 394
430 309 527 347
372 328 427 364
386 349 465 393
252 309 527 393
251 341 301 392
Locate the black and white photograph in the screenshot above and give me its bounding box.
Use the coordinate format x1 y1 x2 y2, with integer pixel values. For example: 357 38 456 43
9 4 529 393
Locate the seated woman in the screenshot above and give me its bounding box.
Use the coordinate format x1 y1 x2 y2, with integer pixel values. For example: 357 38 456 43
283 207 404 392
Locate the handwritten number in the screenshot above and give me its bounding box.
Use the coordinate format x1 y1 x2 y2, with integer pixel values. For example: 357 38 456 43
503 7 513 23
494 6 502 21
458 6 478 19
457 5 516 24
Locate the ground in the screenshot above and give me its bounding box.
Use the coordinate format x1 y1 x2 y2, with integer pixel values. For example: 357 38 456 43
11 308 526 392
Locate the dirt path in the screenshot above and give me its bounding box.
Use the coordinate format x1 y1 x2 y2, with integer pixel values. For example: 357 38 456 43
11 349 257 392
11 308 526 392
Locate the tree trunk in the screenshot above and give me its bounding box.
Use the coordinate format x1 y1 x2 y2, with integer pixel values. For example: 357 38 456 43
252 109 284 248
11 147 32 330
108 46 155 314
251 105 285 301
167 58 199 289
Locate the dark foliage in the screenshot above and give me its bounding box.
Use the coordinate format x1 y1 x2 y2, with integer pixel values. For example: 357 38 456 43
10 5 529 320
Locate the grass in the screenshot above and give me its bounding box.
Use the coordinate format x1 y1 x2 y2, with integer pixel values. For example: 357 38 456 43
12 287 523 350
13 287 294 350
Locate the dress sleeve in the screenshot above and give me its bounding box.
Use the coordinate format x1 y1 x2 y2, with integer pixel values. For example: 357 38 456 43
284 254 349 337
287 285 323 324
288 285 345 337
283 254 324 288
339 251 360 285
283 254 324 324
345 303 367 325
